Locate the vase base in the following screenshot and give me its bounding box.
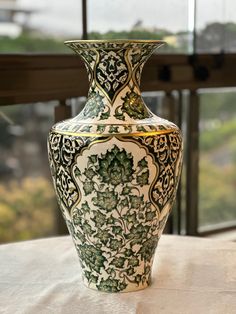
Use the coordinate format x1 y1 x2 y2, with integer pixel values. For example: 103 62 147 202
82 278 151 293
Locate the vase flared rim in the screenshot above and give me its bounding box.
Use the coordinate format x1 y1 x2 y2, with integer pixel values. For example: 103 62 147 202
64 39 165 50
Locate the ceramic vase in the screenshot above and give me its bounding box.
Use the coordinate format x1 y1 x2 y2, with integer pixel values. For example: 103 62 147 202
48 40 183 293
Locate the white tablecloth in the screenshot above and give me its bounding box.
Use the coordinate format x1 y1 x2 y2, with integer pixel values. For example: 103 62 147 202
0 235 235 314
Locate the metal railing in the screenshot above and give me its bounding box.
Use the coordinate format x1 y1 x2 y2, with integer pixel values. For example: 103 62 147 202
1 53 236 236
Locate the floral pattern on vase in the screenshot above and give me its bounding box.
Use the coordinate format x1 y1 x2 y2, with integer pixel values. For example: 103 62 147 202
96 50 129 102
71 138 158 292
48 132 182 292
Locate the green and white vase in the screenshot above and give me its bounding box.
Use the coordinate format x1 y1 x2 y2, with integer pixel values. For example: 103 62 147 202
48 40 183 293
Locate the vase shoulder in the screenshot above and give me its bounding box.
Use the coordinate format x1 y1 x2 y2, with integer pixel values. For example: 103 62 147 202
51 114 179 137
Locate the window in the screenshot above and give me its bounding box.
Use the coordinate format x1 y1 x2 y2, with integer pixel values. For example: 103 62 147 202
0 0 82 53
0 102 57 243
1 0 236 242
88 0 190 53
199 88 236 227
196 0 236 53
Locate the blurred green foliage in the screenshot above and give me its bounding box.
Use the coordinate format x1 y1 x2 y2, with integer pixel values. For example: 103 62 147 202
199 92 236 227
0 177 56 243
200 119 236 151
199 135 236 226
0 33 69 53
88 29 182 53
88 29 171 40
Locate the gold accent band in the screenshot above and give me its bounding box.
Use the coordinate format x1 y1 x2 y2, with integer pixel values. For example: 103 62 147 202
64 39 165 45
51 128 177 138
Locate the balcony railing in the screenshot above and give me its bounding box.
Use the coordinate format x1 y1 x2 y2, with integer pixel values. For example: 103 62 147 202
1 53 236 236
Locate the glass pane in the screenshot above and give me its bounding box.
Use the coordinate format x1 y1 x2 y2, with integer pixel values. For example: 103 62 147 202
0 102 57 243
0 0 82 53
88 0 191 53
196 0 236 53
199 88 236 227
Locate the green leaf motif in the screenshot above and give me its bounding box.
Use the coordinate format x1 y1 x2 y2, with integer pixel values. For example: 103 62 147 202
114 106 125 121
129 195 143 209
138 157 148 169
129 224 150 244
95 229 113 245
137 170 149 186
80 91 105 119
139 237 159 262
121 186 132 195
72 212 82 226
91 211 106 228
114 111 125 121
80 201 90 213
77 209 83 216
124 212 137 224
120 197 128 208
121 91 151 120
126 267 135 276
97 278 127 293
96 125 106 133
75 230 86 243
84 167 96 179
109 239 123 251
81 125 92 132
138 212 145 220
128 257 140 267
107 216 116 224
111 256 125 268
144 265 151 276
88 154 98 164
99 107 111 120
83 179 95 195
98 145 134 186
92 188 118 211
79 244 107 274
135 274 142 284
111 225 123 236
84 270 91 281
81 221 94 236
136 126 146 132
108 126 119 133
124 248 133 257
145 211 156 221
89 274 99 284
124 125 132 132
74 167 81 177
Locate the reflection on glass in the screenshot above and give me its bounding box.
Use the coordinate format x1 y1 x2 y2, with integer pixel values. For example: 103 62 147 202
0 102 57 243
199 88 236 227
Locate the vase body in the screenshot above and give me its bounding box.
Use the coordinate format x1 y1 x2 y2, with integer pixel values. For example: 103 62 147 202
48 40 183 293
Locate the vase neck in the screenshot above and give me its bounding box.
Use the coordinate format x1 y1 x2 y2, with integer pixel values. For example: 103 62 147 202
65 40 164 123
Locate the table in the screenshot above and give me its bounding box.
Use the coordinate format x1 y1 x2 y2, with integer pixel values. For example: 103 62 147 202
0 235 235 314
